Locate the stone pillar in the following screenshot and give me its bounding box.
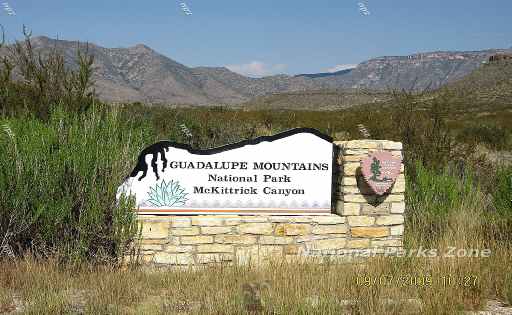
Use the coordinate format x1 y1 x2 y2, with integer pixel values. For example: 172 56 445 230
335 140 405 253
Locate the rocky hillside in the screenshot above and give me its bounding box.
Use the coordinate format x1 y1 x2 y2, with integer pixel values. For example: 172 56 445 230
1 36 510 105
438 56 512 111
307 51 509 91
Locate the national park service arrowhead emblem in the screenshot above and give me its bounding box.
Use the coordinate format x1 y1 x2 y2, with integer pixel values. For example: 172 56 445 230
360 151 402 195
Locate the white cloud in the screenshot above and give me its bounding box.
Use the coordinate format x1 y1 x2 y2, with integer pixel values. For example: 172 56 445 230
226 61 287 77
326 64 358 73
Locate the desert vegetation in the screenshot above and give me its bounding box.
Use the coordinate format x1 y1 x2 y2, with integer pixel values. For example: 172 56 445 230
0 29 511 314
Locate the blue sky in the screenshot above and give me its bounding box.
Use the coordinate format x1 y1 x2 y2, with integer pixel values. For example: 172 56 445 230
0 0 510 77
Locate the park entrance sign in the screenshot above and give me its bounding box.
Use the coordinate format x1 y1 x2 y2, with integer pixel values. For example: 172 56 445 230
117 128 334 215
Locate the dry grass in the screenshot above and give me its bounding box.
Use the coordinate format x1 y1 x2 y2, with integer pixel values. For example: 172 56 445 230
1 200 511 315
0 249 510 314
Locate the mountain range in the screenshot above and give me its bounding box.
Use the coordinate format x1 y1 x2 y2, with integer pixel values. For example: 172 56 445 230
2 36 511 106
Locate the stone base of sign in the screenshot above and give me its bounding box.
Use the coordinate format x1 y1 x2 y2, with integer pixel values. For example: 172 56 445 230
125 214 404 267
126 139 405 267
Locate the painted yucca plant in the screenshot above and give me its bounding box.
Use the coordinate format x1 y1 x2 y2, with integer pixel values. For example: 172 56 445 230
146 179 188 207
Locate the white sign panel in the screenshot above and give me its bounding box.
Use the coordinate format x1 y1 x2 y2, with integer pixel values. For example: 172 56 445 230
117 128 334 215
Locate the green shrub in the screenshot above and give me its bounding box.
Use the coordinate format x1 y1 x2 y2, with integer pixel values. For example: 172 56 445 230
0 26 96 119
389 91 456 171
0 105 148 263
405 162 479 246
492 166 512 216
457 123 509 150
482 165 512 244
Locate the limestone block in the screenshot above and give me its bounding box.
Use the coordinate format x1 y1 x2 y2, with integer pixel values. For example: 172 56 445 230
390 184 405 194
312 225 347 234
312 216 345 225
371 239 402 247
375 215 404 226
241 217 269 223
171 218 192 228
343 163 360 176
271 216 313 223
170 227 200 236
361 203 391 215
259 236 294 245
306 238 346 250
342 177 357 186
382 141 402 150
353 140 401 150
343 140 380 149
215 235 258 244
197 244 234 253
290 217 314 223
164 245 195 253
344 195 377 203
153 252 193 265
137 215 161 220
346 239 370 248
180 236 214 244
379 194 405 203
140 244 164 251
347 216 375 227
391 202 406 214
140 221 169 239
168 236 181 246
339 203 360 216
390 225 404 236
391 150 403 158
391 176 406 193
343 186 364 194
295 235 331 243
269 216 295 223
275 224 312 236
201 226 233 235
339 140 401 150
225 217 242 226
343 155 364 162
351 227 389 238
238 223 274 235
191 217 225 226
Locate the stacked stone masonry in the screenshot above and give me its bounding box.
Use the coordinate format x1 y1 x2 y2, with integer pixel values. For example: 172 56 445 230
130 140 405 267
